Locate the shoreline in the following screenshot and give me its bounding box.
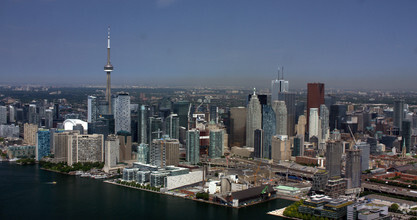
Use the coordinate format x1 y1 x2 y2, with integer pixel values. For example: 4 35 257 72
267 207 298 219
104 180 297 209
39 166 298 209
40 167 75 175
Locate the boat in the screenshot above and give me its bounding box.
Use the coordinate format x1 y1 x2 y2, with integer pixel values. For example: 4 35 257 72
93 175 107 179
81 173 92 178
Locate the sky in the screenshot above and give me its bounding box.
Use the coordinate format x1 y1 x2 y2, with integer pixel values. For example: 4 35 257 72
1 0 417 90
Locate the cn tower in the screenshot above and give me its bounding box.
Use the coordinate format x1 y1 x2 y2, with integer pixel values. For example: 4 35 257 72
104 26 113 114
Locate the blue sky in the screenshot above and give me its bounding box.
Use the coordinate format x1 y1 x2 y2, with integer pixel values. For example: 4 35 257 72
1 0 417 90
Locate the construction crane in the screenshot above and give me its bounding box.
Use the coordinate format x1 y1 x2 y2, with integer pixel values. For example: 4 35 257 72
253 160 262 186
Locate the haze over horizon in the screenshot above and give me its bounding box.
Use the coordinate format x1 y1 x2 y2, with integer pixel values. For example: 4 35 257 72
1 0 417 90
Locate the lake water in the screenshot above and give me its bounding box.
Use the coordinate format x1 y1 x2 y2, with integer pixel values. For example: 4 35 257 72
0 162 293 219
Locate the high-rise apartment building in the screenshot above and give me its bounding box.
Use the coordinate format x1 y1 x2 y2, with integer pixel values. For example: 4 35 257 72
104 135 119 171
148 117 163 144
87 96 98 123
45 109 53 129
24 123 38 146
345 148 361 189
118 133 132 161
114 93 131 133
209 129 224 158
138 105 149 144
320 104 329 143
8 105 15 123
165 114 179 140
0 106 7 124
186 129 200 164
150 138 179 168
36 129 50 160
209 105 218 124
137 143 149 164
356 142 370 171
67 133 104 165
325 141 343 178
28 104 38 125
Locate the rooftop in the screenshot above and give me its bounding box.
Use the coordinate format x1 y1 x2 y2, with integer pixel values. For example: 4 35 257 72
365 194 417 206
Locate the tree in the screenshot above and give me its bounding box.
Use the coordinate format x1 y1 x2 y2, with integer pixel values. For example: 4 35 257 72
390 203 400 212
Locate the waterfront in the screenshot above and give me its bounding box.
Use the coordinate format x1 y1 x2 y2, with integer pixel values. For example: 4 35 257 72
0 162 293 219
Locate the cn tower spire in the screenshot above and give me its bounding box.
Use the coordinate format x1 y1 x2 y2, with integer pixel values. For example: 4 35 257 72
104 26 114 114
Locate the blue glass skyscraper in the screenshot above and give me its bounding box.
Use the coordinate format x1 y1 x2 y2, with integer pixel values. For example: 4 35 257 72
36 129 50 160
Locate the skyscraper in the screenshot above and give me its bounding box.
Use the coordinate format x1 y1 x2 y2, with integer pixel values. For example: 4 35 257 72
296 115 306 137
138 105 149 144
345 148 361 189
394 100 404 131
209 105 218 123
8 105 15 123
36 129 50 161
0 106 7 124
307 83 325 130
329 104 347 131
67 133 104 166
254 129 263 158
24 123 38 146
262 105 276 159
271 135 291 162
173 101 190 129
114 93 131 133
137 143 149 164
148 117 163 144
278 93 296 137
209 129 224 158
165 113 179 139
402 120 411 153
28 104 38 125
150 138 180 167
325 141 343 178
320 104 329 143
186 129 200 164
230 107 246 147
104 27 114 115
272 100 287 136
292 135 304 157
309 108 319 139
118 132 132 162
104 135 120 171
45 109 53 129
246 89 262 148
356 142 370 171
87 96 98 123
271 67 289 102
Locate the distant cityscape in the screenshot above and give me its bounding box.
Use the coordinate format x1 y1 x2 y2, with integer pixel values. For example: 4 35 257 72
2 29 417 220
